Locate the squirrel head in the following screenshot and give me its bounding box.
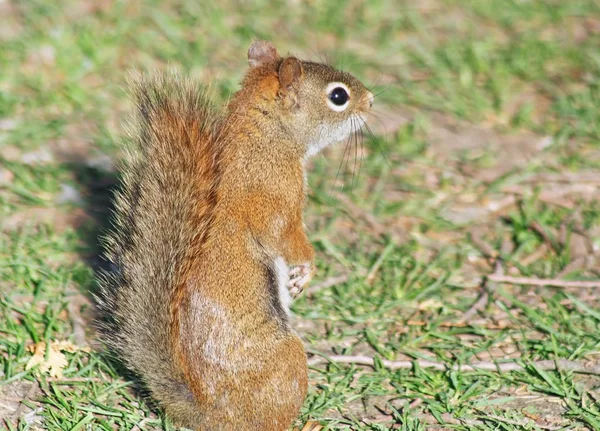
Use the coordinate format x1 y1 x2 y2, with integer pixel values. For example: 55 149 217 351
242 41 373 159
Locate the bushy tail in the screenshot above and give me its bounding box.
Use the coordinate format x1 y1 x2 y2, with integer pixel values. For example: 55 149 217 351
95 71 220 418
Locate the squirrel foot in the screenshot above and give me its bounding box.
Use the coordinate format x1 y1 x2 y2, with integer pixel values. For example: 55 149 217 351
293 421 323 431
287 262 312 298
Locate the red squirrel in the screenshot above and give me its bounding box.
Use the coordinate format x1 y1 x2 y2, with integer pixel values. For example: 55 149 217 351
96 41 373 430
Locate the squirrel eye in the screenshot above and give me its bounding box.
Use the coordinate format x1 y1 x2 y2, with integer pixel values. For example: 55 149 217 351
328 87 349 106
325 82 351 112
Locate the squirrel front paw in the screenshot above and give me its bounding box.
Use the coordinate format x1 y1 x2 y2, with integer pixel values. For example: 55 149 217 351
287 262 313 298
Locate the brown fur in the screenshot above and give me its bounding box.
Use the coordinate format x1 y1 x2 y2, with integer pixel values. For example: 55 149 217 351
96 42 372 430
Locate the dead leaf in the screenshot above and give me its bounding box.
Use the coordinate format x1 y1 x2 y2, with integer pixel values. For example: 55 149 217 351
418 298 444 310
26 340 90 379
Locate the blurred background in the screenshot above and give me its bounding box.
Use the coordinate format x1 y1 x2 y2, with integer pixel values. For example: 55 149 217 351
2 1 600 430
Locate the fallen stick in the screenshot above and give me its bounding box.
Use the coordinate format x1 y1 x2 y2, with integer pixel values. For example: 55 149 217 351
365 242 395 285
333 192 387 236
10 380 39 425
308 354 600 375
307 274 351 296
487 274 600 289
460 259 504 322
361 412 562 431
523 172 600 184
307 268 369 297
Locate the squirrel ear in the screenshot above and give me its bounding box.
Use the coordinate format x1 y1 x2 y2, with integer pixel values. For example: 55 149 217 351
248 41 280 68
278 57 303 89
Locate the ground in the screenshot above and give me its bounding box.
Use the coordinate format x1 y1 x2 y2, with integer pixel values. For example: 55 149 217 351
2 1 600 430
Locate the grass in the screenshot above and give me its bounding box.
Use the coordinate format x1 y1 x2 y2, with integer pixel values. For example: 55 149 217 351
2 0 600 430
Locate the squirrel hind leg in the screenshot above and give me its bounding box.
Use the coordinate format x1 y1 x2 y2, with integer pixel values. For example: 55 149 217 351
149 379 203 428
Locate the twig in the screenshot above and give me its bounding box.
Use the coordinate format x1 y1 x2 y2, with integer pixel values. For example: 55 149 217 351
523 172 600 184
308 354 600 375
131 418 151 431
501 185 579 209
67 293 90 347
307 274 351 296
469 229 498 261
408 398 423 409
417 412 561 431
460 259 504 322
529 221 559 253
521 245 548 266
10 380 39 425
487 274 600 289
406 320 513 330
500 233 514 256
365 242 395 285
360 411 562 431
556 256 587 279
477 414 562 431
333 192 387 236
486 195 518 214
46 377 104 383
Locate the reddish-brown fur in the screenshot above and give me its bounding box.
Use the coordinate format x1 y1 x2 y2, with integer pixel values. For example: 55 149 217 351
171 56 314 429
96 41 372 430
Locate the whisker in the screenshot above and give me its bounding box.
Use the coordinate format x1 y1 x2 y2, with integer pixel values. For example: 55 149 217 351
358 123 365 183
360 111 390 142
367 72 386 93
370 85 392 99
330 123 354 197
342 124 353 185
366 108 396 120
363 121 390 170
348 117 356 191
352 116 359 191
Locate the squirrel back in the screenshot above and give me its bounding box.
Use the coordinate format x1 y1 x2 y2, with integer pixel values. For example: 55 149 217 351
96 41 373 430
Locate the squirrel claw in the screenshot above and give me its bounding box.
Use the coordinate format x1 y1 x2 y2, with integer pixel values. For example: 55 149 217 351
287 263 312 298
288 264 310 277
287 275 309 298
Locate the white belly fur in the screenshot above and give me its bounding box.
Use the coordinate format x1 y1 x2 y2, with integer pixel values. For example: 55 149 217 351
273 256 291 314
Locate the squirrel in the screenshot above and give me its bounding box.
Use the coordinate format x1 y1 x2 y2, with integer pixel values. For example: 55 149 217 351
96 41 373 430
